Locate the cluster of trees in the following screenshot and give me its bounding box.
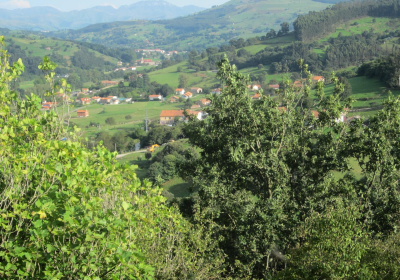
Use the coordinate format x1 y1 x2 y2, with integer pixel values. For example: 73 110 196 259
294 0 400 41
94 130 137 152
72 40 137 63
141 124 184 147
178 56 400 278
148 142 197 184
71 49 111 70
210 31 389 76
98 72 174 99
358 51 400 87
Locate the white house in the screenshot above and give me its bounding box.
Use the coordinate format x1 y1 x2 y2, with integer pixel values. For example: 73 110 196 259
176 88 185 95
252 84 262 91
149 94 162 101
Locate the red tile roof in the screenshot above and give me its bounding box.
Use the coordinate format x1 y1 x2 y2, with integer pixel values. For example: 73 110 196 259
311 110 319 118
160 110 185 117
312 76 325 81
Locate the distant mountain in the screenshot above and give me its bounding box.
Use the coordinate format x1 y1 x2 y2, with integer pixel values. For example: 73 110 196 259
0 0 206 31
48 0 330 51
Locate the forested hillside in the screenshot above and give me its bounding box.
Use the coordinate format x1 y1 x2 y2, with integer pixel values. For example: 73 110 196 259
295 0 400 41
3 30 139 93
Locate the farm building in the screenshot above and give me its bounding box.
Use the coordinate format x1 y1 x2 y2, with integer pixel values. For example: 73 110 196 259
77 110 89 118
149 94 162 101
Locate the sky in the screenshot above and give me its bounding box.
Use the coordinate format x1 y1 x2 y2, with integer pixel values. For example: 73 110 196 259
0 0 230 11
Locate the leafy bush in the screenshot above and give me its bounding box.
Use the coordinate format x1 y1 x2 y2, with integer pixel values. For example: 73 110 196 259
0 38 224 279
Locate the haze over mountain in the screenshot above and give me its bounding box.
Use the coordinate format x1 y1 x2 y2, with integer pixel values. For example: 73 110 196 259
49 0 330 51
0 0 206 31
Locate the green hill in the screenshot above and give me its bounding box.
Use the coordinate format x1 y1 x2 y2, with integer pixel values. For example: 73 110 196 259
49 0 329 51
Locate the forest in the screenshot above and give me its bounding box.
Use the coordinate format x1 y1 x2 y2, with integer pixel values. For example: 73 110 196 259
295 0 400 41
358 51 400 87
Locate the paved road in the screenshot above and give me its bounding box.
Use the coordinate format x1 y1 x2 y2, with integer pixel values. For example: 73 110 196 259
116 149 146 159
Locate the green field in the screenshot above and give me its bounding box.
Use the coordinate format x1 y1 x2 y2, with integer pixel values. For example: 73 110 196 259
319 17 399 42
323 76 400 110
8 31 119 66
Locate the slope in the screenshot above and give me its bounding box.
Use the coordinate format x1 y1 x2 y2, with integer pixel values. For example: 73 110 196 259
49 0 330 50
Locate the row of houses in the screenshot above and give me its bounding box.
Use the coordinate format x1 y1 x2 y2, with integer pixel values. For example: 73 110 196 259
114 66 137 72
76 96 132 105
175 87 203 96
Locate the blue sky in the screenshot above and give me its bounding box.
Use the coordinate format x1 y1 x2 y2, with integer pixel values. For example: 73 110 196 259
0 0 229 11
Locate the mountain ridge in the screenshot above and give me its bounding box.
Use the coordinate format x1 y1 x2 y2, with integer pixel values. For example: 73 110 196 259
0 0 206 31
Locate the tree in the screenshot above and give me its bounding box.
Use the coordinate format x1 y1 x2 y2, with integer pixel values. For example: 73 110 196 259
118 81 125 88
178 74 189 88
67 73 82 90
258 63 263 70
279 22 290 35
125 115 132 120
183 56 400 278
338 76 352 100
145 152 152 160
105 117 116 125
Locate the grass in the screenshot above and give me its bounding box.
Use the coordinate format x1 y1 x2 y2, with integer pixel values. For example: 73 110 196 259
322 76 400 110
7 31 119 66
163 177 193 198
117 151 150 180
319 17 399 42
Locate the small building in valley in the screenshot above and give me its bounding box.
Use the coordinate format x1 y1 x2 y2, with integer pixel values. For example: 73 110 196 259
200 98 211 106
190 87 203 94
176 88 185 95
160 110 203 125
149 94 162 101
77 110 89 117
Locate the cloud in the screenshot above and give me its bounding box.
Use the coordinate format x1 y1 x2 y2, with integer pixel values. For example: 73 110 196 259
0 0 30 9
99 3 117 9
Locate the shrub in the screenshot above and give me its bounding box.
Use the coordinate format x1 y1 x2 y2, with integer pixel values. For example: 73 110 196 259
0 40 225 279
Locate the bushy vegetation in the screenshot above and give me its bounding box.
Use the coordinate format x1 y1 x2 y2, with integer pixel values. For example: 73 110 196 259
358 51 400 88
0 38 224 279
148 142 198 184
180 56 400 278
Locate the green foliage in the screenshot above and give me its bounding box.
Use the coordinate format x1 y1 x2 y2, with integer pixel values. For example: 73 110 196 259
0 39 225 279
142 124 183 146
105 117 116 125
148 142 198 183
183 55 400 278
145 152 152 160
